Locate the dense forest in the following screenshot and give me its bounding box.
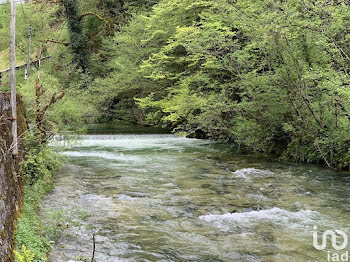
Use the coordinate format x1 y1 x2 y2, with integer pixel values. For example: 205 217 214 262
1 0 350 169
1 0 350 261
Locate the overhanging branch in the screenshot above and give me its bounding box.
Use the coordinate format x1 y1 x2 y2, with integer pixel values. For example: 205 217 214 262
79 12 108 24
40 39 69 46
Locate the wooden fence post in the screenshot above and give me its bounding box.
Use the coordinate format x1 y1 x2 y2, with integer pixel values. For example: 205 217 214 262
25 26 32 80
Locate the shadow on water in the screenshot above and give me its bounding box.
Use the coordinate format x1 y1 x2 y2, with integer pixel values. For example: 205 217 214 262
86 120 170 135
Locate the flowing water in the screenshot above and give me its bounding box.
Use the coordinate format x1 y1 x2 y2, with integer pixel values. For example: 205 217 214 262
42 133 350 262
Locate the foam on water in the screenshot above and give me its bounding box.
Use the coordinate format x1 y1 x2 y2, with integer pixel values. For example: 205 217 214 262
56 134 213 151
199 207 326 230
82 134 176 140
115 194 136 201
62 151 122 159
232 168 274 178
61 151 144 162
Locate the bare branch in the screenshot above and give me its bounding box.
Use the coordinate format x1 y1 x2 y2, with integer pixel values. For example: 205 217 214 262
80 12 109 24
39 39 69 46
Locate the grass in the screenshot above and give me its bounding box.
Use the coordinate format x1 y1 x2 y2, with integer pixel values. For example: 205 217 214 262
0 47 30 71
15 181 54 262
14 138 64 262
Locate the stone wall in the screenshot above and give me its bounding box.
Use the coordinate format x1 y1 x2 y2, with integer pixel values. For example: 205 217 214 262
0 92 26 262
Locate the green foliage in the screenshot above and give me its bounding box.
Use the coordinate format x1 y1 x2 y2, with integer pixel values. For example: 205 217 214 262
1 0 350 169
18 67 96 134
15 135 63 262
90 0 206 123
0 1 63 69
90 13 160 122
0 3 10 48
95 0 350 169
14 246 35 262
20 135 61 185
63 0 90 72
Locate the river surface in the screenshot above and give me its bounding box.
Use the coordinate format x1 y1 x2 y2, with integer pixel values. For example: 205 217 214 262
42 134 350 262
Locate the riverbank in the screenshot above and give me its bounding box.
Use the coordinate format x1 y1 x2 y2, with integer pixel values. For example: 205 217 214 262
14 137 62 261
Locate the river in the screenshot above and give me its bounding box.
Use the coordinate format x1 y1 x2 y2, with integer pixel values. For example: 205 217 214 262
41 133 350 262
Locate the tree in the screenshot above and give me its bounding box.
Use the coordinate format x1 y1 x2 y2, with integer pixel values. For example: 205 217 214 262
63 0 89 72
114 0 350 168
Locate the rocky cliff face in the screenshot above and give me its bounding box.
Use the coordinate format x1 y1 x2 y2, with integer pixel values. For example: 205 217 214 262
0 92 26 262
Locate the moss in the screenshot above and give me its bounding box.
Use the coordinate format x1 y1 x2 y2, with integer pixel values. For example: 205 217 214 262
0 92 27 262
1 229 6 240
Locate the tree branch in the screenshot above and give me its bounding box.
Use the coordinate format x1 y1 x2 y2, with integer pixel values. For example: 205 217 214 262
79 12 108 24
40 39 69 46
35 63 77 140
